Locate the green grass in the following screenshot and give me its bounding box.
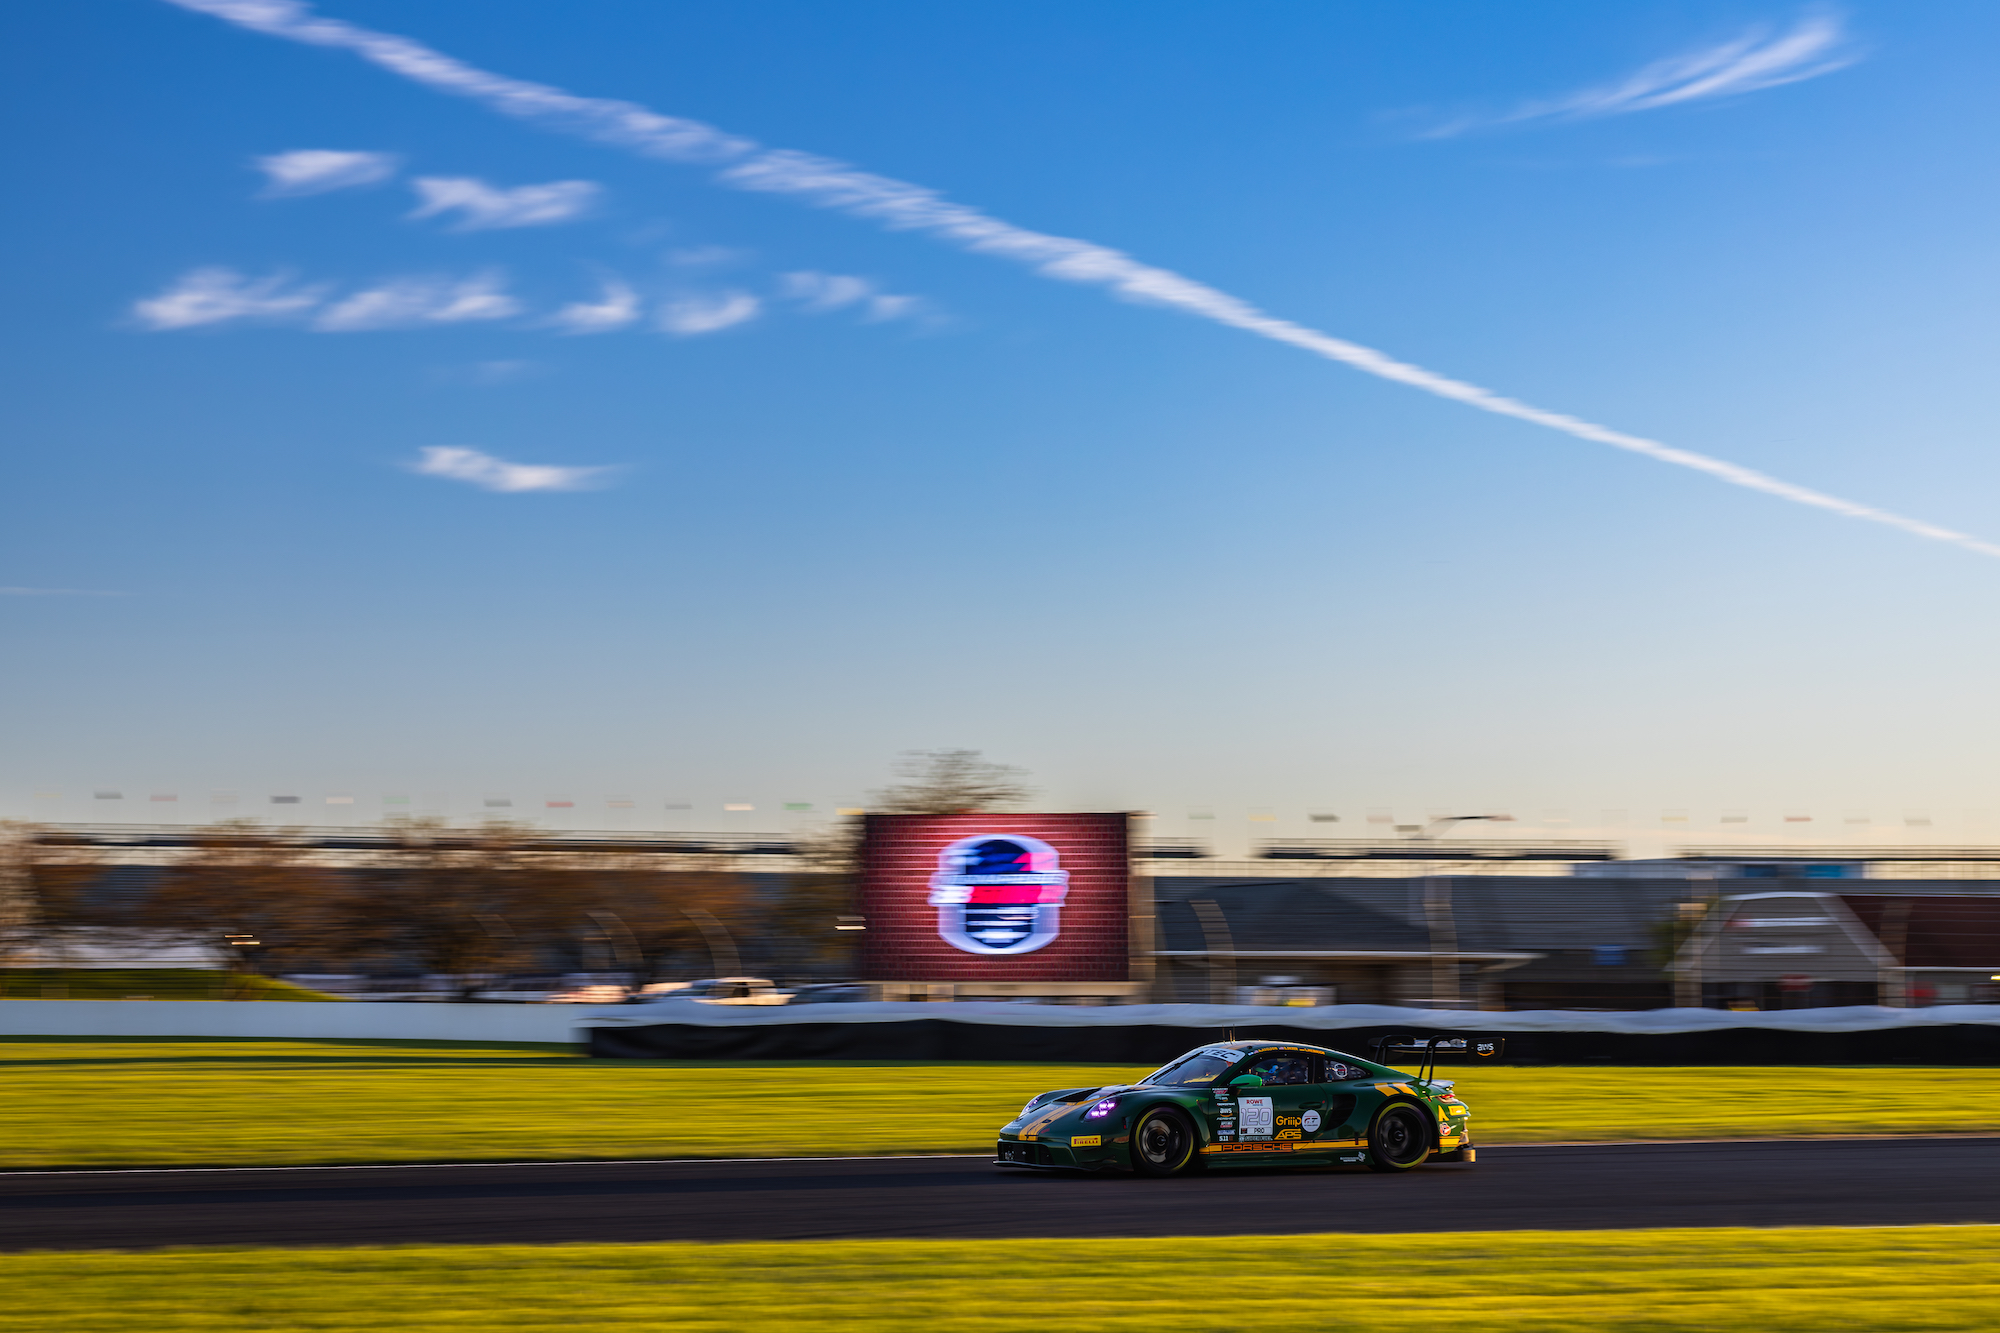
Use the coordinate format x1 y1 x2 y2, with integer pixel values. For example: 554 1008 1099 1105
6 1228 2000 1331
0 969 339 1001
5 1040 2000 1168
0 1040 1126 1167
1439 1063 2000 1142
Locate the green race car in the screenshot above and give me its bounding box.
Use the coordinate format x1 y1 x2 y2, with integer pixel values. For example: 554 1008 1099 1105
995 1039 1476 1177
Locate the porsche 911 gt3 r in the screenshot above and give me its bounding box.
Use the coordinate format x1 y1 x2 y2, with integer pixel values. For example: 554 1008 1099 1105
995 1039 1475 1176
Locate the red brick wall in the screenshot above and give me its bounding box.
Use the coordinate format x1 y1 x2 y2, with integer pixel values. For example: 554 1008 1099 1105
860 812 1131 981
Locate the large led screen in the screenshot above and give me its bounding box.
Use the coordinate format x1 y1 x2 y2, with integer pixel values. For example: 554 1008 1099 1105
859 812 1133 982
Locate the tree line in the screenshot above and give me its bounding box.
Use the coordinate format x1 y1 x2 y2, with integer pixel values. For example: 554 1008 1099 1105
0 749 1035 994
1 817 851 995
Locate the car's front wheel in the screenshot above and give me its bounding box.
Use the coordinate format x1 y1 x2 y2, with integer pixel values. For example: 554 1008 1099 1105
1130 1106 1199 1177
1366 1102 1432 1173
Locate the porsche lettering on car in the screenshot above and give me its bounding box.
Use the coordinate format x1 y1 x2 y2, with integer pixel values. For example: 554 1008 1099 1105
996 1040 1479 1176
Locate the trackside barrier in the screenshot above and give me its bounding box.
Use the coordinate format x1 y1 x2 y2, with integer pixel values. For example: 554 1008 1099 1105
584 1002 2000 1064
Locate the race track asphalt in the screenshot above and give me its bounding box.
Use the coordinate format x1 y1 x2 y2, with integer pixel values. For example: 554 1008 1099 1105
5 1137 1998 1251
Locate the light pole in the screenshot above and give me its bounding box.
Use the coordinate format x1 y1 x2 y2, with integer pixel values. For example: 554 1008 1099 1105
1410 814 1511 1009
221 932 261 1001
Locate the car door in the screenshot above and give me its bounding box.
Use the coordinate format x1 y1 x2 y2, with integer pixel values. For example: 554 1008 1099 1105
1232 1051 1320 1154
1306 1054 1363 1147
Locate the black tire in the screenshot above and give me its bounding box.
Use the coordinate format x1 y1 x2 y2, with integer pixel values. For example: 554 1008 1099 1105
1367 1102 1432 1173
1130 1106 1200 1177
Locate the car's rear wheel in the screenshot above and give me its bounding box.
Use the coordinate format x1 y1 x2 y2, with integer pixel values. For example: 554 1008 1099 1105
1367 1103 1432 1173
1130 1106 1199 1177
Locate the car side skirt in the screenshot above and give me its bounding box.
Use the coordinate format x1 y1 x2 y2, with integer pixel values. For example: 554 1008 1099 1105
1201 1135 1369 1158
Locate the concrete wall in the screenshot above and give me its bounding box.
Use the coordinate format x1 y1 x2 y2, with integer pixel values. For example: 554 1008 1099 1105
0 1000 630 1044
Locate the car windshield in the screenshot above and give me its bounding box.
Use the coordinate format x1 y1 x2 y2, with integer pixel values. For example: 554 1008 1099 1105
1141 1049 1242 1086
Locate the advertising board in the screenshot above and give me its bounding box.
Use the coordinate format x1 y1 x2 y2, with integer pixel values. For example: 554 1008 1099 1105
859 812 1134 983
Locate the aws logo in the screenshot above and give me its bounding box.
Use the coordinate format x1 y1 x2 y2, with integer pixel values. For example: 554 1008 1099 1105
926 833 1070 956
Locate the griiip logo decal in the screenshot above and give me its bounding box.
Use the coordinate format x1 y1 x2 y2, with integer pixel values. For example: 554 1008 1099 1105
926 834 1071 955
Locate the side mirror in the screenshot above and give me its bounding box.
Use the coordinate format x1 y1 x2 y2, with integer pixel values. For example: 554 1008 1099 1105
1229 1074 1264 1088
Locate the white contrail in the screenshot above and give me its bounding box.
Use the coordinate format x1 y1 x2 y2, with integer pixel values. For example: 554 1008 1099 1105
1419 8 1858 138
162 0 2000 559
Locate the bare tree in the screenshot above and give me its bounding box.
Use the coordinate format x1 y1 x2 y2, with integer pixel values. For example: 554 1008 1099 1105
768 751 1037 979
568 865 757 985
775 817 865 975
871 749 1034 815
342 818 570 1000
0 822 39 971
137 822 361 993
0 822 105 985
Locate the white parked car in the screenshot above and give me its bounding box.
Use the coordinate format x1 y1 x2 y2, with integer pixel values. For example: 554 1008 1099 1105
631 977 792 1006
544 983 633 1004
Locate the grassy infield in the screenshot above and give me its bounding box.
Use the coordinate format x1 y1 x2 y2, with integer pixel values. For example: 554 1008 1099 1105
14 1040 2000 1167
7 1229 2000 1333
7 1038 2000 1330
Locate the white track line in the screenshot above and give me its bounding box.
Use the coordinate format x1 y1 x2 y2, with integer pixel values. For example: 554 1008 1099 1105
1490 1132 2000 1148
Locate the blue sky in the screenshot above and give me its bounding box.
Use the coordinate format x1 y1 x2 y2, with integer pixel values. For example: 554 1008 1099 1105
6 1 2000 852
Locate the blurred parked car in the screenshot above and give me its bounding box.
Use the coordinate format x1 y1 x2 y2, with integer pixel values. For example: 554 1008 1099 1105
786 983 872 1004
629 977 791 1005
545 983 632 1004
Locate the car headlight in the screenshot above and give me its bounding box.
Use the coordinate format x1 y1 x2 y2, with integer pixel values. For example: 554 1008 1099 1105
1083 1098 1119 1121
1020 1097 1046 1118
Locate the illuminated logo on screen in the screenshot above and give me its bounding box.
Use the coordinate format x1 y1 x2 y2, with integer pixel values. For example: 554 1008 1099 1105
926 834 1071 956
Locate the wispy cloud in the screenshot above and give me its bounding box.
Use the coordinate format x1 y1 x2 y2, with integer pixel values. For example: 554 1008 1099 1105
408 175 600 230
780 270 924 322
130 265 927 337
313 271 520 330
410 445 613 492
659 291 760 336
0 586 127 596
548 278 641 333
1416 9 1858 139
167 0 2000 560
130 267 326 329
255 147 398 195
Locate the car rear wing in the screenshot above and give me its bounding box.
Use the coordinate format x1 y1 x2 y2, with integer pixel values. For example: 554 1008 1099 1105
1367 1034 1506 1082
